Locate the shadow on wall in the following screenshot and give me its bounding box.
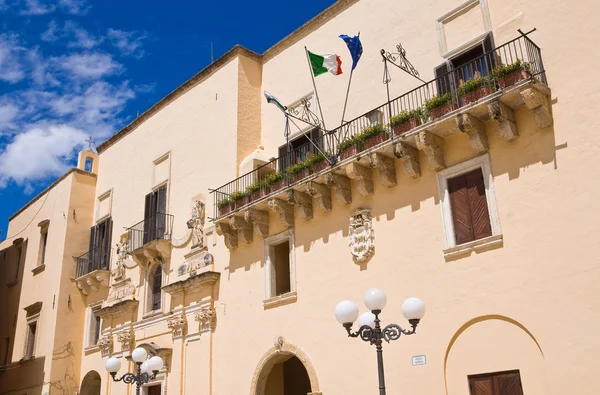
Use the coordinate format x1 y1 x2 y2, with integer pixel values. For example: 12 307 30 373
225 103 563 273
0 356 46 394
444 315 546 395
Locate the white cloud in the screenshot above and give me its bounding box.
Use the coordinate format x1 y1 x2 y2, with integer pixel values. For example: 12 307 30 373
0 125 86 187
40 20 59 42
58 0 89 15
0 34 25 83
107 29 147 57
20 0 56 15
41 20 101 49
57 52 123 79
0 103 19 132
28 48 60 86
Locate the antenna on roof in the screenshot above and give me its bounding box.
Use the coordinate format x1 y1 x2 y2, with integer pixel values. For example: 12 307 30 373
211 41 214 63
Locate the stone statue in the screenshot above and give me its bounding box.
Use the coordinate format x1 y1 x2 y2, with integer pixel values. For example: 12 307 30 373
112 239 129 280
187 200 206 249
348 208 374 263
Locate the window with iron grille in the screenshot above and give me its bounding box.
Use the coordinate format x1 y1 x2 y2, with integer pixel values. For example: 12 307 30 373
278 129 322 171
87 217 113 273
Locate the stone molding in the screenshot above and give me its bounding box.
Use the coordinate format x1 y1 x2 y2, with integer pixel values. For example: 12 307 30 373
393 142 421 178
97 299 138 320
162 271 220 296
456 113 488 153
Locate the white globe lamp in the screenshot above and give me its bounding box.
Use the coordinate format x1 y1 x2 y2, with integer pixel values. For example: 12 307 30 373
131 347 148 364
105 357 121 374
148 356 164 373
401 297 426 322
357 312 376 329
334 300 359 325
364 288 387 311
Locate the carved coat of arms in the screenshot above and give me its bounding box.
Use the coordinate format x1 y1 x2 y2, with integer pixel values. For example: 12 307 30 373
348 208 374 263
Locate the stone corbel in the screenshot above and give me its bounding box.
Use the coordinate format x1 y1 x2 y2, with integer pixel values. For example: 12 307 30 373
393 142 421 178
215 222 238 250
86 277 99 292
286 190 313 220
520 86 553 129
194 306 217 332
229 216 253 244
325 173 352 204
76 279 90 295
244 209 269 238
117 330 134 354
456 113 488 153
167 313 187 339
345 163 374 197
369 153 397 187
488 100 518 140
267 198 294 227
97 335 113 357
306 182 332 212
415 131 445 171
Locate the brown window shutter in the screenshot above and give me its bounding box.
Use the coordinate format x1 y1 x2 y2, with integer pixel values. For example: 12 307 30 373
465 169 492 241
494 372 523 395
469 376 493 395
448 174 474 245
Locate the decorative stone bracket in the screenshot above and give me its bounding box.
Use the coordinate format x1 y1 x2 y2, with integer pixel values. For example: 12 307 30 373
97 335 113 357
306 181 332 212
268 198 294 227
117 330 134 354
286 190 313 220
456 113 489 153
393 142 421 179
75 270 110 295
215 222 238 250
245 209 269 238
230 215 253 244
345 162 374 197
369 153 397 187
194 306 217 332
520 86 553 129
488 100 518 140
325 173 352 204
416 131 445 171
167 313 187 339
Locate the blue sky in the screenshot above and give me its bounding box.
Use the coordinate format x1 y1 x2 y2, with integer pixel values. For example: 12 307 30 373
0 0 337 239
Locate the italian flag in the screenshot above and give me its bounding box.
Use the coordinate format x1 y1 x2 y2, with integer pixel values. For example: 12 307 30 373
308 50 343 77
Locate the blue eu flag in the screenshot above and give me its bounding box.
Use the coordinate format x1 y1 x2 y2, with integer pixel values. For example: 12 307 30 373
339 34 363 71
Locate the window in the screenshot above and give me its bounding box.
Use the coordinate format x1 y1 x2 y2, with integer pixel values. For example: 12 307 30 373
151 264 162 311
86 306 102 348
145 384 162 395
88 217 113 273
143 185 168 244
1 337 10 365
38 227 48 266
25 321 37 359
15 245 21 280
264 230 296 305
469 370 523 395
278 129 322 171
437 154 501 256
434 33 496 96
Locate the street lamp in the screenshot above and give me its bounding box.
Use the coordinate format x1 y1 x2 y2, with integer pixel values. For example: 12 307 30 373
334 289 425 395
105 347 164 395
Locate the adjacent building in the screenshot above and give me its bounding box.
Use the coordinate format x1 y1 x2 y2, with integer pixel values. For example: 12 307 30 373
1 0 599 394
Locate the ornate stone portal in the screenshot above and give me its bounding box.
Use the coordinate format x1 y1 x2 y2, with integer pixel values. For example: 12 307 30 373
348 208 374 263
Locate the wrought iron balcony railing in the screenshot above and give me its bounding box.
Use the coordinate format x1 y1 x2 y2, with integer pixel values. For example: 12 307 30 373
76 246 112 278
210 33 547 220
126 212 174 253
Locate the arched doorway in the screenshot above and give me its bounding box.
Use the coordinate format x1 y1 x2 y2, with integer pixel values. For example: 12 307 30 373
80 370 101 395
251 343 320 395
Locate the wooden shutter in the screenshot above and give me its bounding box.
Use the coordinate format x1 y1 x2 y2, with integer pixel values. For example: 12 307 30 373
434 61 452 96
481 32 497 73
448 174 475 245
88 226 97 273
469 376 493 395
494 372 523 395
152 265 162 310
278 144 289 172
143 192 154 244
101 218 113 270
465 169 492 240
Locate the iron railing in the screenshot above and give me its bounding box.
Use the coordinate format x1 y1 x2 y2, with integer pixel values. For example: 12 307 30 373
210 33 547 219
76 246 112 278
126 212 174 253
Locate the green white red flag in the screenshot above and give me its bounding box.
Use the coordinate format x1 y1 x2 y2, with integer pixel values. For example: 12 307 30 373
307 50 343 76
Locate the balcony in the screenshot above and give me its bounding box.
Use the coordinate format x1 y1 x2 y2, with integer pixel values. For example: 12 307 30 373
210 34 551 249
74 246 111 295
126 212 174 266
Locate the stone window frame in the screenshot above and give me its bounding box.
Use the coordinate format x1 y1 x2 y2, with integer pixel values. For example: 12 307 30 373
263 229 297 309
436 0 492 57
95 188 113 223
84 301 103 351
152 151 171 189
143 261 167 318
33 220 49 274
436 153 502 258
22 303 42 360
141 373 166 395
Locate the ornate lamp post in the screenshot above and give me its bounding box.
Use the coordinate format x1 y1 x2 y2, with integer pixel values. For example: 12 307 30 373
105 347 164 395
334 289 425 395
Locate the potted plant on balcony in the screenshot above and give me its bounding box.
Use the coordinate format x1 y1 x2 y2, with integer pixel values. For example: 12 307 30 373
390 108 424 136
492 59 531 88
229 191 248 209
217 197 233 216
305 151 331 173
457 76 493 106
245 181 269 203
338 135 362 161
264 171 285 193
425 93 453 120
286 162 309 184
361 123 389 150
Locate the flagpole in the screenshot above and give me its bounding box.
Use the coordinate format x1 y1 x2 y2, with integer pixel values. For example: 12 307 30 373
340 32 359 127
304 46 327 130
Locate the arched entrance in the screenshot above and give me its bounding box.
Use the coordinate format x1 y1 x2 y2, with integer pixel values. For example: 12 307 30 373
251 343 320 395
80 370 101 395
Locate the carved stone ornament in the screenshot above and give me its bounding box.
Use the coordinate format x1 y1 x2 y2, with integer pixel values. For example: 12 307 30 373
107 279 136 303
194 306 217 332
112 238 130 280
274 336 285 352
348 208 374 263
187 200 206 249
97 335 113 357
167 314 187 338
177 249 214 277
117 330 134 353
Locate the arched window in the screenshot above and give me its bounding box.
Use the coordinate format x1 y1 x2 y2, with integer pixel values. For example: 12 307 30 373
151 265 162 311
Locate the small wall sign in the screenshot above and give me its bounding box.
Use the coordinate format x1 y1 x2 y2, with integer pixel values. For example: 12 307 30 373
412 355 427 366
